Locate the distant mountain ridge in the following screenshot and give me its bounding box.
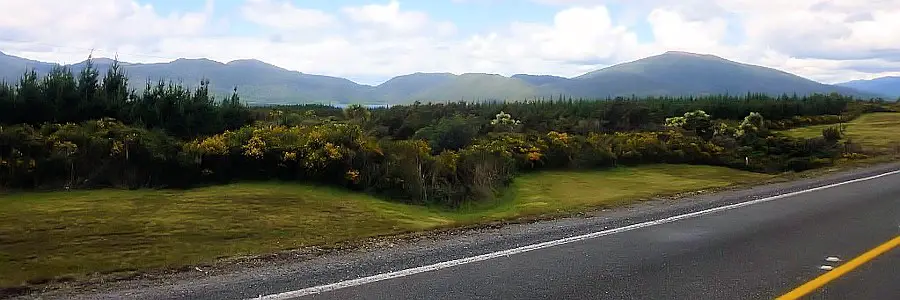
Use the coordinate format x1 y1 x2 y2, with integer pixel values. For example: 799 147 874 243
556 51 875 98
837 76 900 99
0 50 58 79
0 50 883 105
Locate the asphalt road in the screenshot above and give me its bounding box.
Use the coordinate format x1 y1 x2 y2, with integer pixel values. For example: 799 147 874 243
289 170 900 300
26 164 900 300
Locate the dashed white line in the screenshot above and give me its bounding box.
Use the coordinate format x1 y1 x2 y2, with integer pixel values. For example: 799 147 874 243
251 169 900 300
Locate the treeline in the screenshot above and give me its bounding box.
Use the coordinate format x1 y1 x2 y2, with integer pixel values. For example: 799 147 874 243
269 93 876 142
0 63 888 207
0 59 252 138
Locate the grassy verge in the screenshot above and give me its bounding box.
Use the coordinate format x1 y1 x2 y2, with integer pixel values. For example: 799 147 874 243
781 112 900 154
0 164 769 288
457 164 769 220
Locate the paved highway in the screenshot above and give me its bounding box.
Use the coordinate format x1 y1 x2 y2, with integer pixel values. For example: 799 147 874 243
32 165 900 300
269 170 900 300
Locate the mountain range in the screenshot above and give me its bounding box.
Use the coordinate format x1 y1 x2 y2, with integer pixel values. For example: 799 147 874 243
0 50 889 105
836 77 900 99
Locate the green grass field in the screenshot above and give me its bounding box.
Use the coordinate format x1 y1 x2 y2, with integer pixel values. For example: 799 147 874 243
781 113 900 153
0 164 769 288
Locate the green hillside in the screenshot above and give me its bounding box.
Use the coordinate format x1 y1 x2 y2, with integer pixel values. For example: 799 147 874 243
404 73 546 103
562 51 876 98
69 58 375 105
371 72 456 103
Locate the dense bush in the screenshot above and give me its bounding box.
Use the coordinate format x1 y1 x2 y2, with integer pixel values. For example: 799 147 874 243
175 109 838 205
355 93 854 139
822 126 843 142
413 115 480 153
0 64 863 206
0 119 182 189
0 110 848 206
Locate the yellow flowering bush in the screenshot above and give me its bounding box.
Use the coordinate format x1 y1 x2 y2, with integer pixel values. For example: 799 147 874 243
182 122 381 182
242 136 266 159
345 169 360 183
546 131 571 145
282 151 297 162
111 140 125 156
198 133 229 156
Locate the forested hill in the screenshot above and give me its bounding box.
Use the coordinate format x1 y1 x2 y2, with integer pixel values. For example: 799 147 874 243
0 50 882 105
558 52 874 99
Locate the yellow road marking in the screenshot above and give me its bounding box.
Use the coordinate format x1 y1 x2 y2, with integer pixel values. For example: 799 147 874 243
777 235 900 300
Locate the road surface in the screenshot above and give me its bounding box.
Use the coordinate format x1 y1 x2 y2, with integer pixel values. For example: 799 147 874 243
267 168 900 300
29 164 900 300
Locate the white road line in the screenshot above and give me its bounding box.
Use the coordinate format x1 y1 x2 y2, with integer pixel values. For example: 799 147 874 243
251 169 900 300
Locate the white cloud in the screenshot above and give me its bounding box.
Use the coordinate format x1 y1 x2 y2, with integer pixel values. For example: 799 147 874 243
535 0 900 82
2 0 899 85
656 0 900 61
522 6 640 62
710 0 900 82
341 0 455 36
646 8 728 53
0 0 212 63
241 0 336 29
456 5 651 77
0 0 211 45
142 1 469 82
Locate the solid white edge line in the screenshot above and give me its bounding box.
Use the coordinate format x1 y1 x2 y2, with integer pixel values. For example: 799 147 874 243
251 169 900 300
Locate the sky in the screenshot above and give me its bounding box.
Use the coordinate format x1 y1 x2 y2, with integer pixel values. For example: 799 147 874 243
1 0 899 85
